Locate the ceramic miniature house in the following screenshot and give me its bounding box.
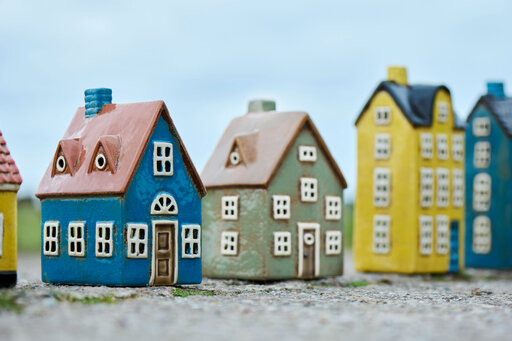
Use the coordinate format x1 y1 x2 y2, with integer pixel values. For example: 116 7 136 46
465 82 512 268
201 99 347 280
36 88 206 286
0 131 22 287
353 67 465 273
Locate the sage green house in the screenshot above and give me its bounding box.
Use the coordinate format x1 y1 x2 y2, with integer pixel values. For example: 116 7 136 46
201 100 347 280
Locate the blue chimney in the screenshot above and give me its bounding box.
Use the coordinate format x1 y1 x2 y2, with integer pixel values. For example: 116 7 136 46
84 88 112 117
487 82 506 99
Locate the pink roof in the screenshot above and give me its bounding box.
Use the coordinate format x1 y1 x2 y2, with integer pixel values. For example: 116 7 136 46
0 131 22 187
36 101 206 198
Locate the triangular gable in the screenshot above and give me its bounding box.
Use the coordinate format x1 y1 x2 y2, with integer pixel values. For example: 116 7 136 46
51 138 81 176
467 95 512 138
88 135 121 174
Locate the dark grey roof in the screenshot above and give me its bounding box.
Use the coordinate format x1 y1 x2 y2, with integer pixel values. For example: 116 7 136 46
355 81 464 130
468 94 512 137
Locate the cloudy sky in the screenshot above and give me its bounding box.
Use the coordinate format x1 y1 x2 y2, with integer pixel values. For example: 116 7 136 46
1 0 511 199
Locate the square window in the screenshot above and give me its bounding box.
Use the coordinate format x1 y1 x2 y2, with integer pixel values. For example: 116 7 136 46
420 168 434 208
221 196 239 220
473 173 491 211
474 141 491 168
300 177 318 202
182 224 201 258
473 117 491 137
68 222 86 257
452 135 464 162
436 215 449 255
436 168 450 208
274 231 292 256
473 216 491 254
43 221 60 256
374 133 391 159
127 224 148 258
373 215 390 254
420 133 433 159
438 102 449 122
373 168 390 207
96 222 113 258
452 169 464 207
325 196 342 220
153 142 173 176
436 134 449 160
325 230 342 255
221 231 238 256
272 195 291 220
374 107 391 125
298 146 317 162
419 215 433 255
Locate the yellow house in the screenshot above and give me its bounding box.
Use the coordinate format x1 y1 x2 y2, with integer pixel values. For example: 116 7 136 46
0 131 22 287
354 66 465 273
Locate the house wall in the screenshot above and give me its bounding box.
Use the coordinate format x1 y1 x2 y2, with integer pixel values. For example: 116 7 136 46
0 191 17 273
465 106 512 268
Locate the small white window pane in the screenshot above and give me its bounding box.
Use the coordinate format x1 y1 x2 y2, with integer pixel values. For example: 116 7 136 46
419 215 433 255
452 169 464 207
420 133 433 159
43 221 60 256
96 222 113 258
298 145 317 162
300 178 318 202
452 135 464 162
436 215 449 255
420 168 434 208
153 142 173 176
436 134 449 160
221 231 238 256
473 173 491 211
374 133 391 160
436 168 450 208
438 102 449 122
325 196 342 220
474 141 491 168
373 168 390 207
473 117 491 137
182 224 201 258
374 107 391 125
221 196 239 220
373 215 390 254
273 231 292 256
473 216 491 254
127 224 148 258
68 222 85 257
273 195 291 220
325 230 342 255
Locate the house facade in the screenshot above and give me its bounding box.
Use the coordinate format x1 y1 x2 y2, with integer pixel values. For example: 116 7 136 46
0 131 22 287
354 67 465 273
202 100 347 280
465 82 512 269
36 89 206 286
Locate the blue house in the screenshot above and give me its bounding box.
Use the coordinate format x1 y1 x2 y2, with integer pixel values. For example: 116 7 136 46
465 82 512 269
36 88 207 286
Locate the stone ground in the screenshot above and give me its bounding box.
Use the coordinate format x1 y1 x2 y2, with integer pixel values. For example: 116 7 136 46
2 255 512 341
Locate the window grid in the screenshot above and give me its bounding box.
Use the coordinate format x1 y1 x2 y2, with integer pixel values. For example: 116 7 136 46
221 196 239 220
43 221 59 256
473 216 491 254
420 133 433 159
474 141 491 168
220 231 238 256
273 232 291 256
438 102 449 122
300 177 318 202
298 145 317 162
153 142 173 176
182 225 201 258
374 133 391 159
127 224 148 258
436 215 449 255
325 230 342 255
325 196 342 220
436 134 449 160
373 168 390 207
272 195 291 220
96 222 113 258
373 215 390 254
374 107 391 125
68 222 85 257
473 117 491 137
151 193 178 215
419 216 433 255
420 168 434 208
436 168 449 208
452 135 464 161
473 173 491 211
452 169 464 207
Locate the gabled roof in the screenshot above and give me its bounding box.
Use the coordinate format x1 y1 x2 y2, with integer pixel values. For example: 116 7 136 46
36 101 206 198
201 110 347 189
467 94 512 137
355 81 465 130
0 131 22 189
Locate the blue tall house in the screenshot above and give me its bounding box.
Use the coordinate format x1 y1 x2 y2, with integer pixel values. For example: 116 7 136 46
465 82 512 269
36 89 207 285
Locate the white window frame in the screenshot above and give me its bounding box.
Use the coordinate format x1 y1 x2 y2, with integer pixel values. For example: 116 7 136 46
473 216 491 254
438 102 449 122
452 134 464 162
473 117 491 137
420 168 434 208
221 196 239 220
473 173 491 211
0 213 4 257
273 231 292 256
153 141 173 176
68 222 85 257
220 231 238 256
419 215 433 255
474 141 491 168
151 193 178 215
436 215 449 255
373 168 390 207
373 215 390 254
436 168 450 208
182 224 201 258
325 195 342 220
374 106 391 125
452 169 464 207
43 221 59 256
436 134 449 160
127 223 148 258
420 133 433 159
96 222 113 258
300 177 318 202
272 195 291 220
374 133 391 160
325 230 342 255
298 145 317 162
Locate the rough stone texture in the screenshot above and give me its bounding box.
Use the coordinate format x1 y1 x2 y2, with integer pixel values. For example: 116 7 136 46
2 254 512 341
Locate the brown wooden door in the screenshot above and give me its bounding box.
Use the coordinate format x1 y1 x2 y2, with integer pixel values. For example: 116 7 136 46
153 222 176 285
302 229 316 278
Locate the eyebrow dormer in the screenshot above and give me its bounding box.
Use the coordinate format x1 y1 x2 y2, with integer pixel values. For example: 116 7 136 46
52 138 82 177
88 135 121 174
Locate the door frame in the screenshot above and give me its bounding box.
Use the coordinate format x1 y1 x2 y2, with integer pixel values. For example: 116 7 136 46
297 222 320 277
149 220 179 285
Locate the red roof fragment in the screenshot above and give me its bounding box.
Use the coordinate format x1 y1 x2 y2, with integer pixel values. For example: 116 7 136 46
0 131 22 186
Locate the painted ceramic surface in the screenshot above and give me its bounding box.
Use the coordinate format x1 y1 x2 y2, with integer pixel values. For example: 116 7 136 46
465 107 512 269
203 127 344 280
0 191 17 273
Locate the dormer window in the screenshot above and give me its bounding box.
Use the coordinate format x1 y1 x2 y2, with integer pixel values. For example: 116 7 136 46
95 153 107 170
298 146 317 162
375 107 391 125
230 151 241 165
153 142 173 176
56 155 66 173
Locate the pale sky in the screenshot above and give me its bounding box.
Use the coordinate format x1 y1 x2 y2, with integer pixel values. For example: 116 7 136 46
1 0 511 200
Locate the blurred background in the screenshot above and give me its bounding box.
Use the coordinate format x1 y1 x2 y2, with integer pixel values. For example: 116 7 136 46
1 0 511 253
